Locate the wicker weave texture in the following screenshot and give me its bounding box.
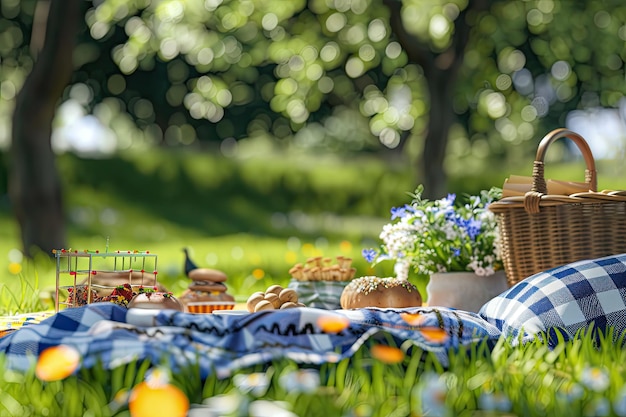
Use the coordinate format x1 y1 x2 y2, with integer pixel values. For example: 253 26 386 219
490 128 626 286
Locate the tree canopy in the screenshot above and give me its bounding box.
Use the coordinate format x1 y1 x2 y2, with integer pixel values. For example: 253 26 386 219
2 0 626 254
3 1 626 164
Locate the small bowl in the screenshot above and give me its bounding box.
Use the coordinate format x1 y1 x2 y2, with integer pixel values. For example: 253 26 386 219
185 301 236 314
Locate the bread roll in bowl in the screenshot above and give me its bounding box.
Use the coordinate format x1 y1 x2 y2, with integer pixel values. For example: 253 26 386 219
340 276 422 309
128 292 184 311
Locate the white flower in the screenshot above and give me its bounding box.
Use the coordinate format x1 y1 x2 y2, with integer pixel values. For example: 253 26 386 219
473 266 487 276
580 366 610 392
249 400 297 417
233 372 270 397
190 392 249 417
394 261 410 280
278 369 320 394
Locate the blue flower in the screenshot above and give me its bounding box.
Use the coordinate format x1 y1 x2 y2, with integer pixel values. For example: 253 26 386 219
452 248 461 257
614 386 626 416
414 372 448 417
585 398 610 417
362 249 378 263
465 219 482 241
390 205 412 220
557 382 583 402
390 206 403 220
478 391 511 412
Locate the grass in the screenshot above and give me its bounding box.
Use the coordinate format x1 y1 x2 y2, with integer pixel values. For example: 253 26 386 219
1 150 414 311
2 150 626 416
2 325 626 416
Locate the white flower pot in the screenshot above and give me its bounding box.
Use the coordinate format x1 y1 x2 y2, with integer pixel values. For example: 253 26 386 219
425 270 509 313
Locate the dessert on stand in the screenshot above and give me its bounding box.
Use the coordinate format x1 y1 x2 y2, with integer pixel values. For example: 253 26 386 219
180 249 235 313
54 248 164 311
54 248 181 312
179 268 236 313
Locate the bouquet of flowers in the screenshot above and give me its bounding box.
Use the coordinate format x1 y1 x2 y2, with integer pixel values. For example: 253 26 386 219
363 185 503 279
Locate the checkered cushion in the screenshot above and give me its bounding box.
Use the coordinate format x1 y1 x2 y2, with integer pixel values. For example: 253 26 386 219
479 254 626 344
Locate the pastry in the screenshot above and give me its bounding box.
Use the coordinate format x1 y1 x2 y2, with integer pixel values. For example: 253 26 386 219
340 276 422 309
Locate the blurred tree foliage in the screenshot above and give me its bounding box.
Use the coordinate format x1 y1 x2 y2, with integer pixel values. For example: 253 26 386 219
2 0 626 255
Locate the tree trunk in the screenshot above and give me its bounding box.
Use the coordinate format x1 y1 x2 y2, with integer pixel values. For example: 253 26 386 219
9 0 80 257
421 71 456 199
384 0 488 199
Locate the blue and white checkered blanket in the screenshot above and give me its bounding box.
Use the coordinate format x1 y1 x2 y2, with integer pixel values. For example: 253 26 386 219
0 303 500 377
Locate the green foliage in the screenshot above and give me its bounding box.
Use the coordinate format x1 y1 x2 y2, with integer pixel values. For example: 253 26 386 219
3 0 623 156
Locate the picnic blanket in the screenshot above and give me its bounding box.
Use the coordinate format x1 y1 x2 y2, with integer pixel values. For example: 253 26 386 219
0 303 500 378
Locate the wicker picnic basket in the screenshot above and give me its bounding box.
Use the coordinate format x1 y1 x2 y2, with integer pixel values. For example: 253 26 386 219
489 128 626 286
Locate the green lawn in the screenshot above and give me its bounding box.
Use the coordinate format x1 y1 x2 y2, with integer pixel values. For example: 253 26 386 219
1 150 625 313
2 151 626 416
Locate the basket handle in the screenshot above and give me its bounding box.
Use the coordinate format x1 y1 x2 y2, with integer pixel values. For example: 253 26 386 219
531 128 597 194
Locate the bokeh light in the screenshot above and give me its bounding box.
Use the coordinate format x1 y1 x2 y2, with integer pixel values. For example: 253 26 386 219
370 344 404 364
317 315 350 333
400 312 426 327
129 381 189 417
8 262 21 275
35 345 81 381
419 327 449 344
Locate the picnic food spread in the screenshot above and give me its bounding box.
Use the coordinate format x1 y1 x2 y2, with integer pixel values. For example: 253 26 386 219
246 284 305 312
340 276 422 309
53 247 428 316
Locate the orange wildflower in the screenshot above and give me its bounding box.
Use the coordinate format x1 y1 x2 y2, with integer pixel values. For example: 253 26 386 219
400 312 426 327
419 327 449 344
370 344 405 364
317 315 350 333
